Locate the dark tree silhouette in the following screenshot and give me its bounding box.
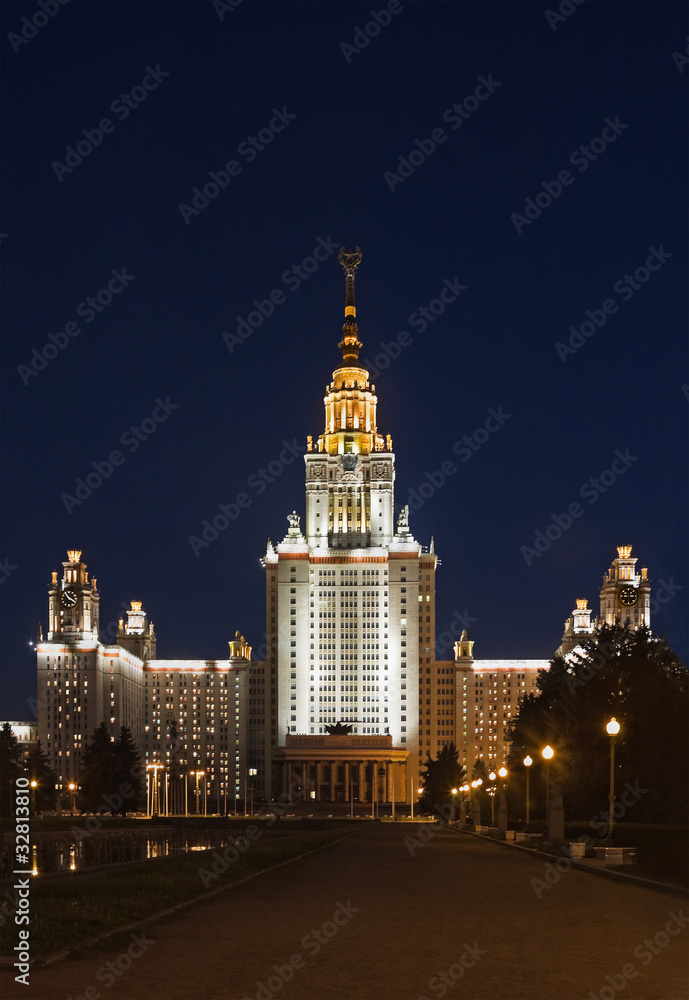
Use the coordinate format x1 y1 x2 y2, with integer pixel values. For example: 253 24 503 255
418 741 465 816
507 626 688 823
25 741 58 812
0 723 23 819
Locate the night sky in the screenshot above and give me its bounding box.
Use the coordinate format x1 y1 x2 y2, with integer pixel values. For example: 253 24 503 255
2 0 687 720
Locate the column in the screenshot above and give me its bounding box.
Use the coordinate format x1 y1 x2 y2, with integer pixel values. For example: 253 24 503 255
286 762 292 800
315 761 322 802
358 761 365 802
329 760 336 802
344 761 350 802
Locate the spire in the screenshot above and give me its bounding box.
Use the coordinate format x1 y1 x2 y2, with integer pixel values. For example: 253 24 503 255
338 243 363 363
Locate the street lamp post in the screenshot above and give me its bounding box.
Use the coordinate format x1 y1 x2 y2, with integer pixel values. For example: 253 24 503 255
606 718 621 840
523 756 532 828
488 772 497 825
147 764 164 816
68 782 76 817
451 787 458 823
542 745 554 827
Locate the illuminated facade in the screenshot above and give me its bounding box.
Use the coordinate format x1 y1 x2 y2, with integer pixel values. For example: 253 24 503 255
36 550 250 802
33 247 656 809
258 246 437 803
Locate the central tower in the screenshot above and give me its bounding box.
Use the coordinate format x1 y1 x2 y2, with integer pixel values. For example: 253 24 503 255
262 246 439 805
305 245 394 550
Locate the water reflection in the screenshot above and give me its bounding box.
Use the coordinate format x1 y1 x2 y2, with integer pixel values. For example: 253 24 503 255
26 830 244 874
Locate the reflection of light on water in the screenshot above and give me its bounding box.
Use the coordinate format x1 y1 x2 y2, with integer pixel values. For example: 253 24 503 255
31 845 38 876
70 847 76 871
189 846 206 852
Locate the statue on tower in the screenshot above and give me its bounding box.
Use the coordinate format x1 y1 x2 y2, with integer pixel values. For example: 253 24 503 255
288 511 301 531
397 505 409 530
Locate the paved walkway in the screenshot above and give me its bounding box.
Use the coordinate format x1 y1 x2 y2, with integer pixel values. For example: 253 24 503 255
15 825 689 1000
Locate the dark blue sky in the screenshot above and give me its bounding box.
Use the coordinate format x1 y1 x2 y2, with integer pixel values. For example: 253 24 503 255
2 0 687 719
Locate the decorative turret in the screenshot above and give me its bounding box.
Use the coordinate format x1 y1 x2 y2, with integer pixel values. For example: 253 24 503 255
599 545 651 629
46 549 100 641
559 598 595 656
117 600 157 660
229 630 252 661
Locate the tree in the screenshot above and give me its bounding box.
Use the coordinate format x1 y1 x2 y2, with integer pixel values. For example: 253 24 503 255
25 741 58 812
79 723 118 812
114 726 142 814
78 724 143 814
0 723 23 818
507 626 688 823
418 741 465 816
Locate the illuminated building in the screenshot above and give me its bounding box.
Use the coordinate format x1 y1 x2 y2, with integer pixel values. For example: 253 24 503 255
33 248 656 809
259 246 431 803
36 550 250 803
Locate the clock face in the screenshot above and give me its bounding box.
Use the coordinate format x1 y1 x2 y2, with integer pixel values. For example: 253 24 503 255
60 589 78 609
618 586 639 608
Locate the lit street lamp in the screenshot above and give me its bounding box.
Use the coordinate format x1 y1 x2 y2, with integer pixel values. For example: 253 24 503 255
542 745 554 824
189 770 205 816
488 772 497 824
68 783 76 817
146 763 164 816
523 756 532 827
451 787 458 822
606 717 621 840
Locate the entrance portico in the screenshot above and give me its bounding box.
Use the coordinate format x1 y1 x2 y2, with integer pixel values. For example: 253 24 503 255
273 734 409 804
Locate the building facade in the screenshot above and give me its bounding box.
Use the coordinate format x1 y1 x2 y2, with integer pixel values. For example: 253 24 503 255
36 550 251 806
33 249 655 810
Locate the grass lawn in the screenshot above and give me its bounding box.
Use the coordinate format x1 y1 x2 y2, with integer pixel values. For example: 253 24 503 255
0 825 351 961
